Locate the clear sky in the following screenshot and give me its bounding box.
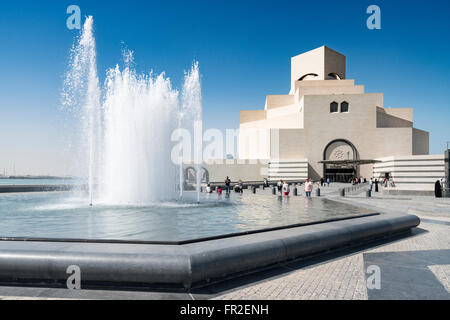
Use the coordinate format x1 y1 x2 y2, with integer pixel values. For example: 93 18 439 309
0 0 449 176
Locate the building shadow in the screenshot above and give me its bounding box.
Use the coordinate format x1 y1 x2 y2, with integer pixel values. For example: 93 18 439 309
363 249 450 300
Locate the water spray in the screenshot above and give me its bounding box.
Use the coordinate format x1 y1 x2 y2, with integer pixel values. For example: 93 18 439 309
63 17 202 205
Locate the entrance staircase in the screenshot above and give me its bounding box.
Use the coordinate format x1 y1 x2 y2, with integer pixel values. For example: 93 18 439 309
268 159 309 182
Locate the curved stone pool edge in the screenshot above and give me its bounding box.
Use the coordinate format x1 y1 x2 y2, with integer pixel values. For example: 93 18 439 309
0 212 420 289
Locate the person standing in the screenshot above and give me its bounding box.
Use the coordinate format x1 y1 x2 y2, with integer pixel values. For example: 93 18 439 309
375 179 379 192
320 178 324 187
225 176 231 194
277 179 283 194
435 180 442 198
369 178 373 192
238 179 244 194
234 179 243 193
327 177 330 186
304 178 313 198
282 181 290 196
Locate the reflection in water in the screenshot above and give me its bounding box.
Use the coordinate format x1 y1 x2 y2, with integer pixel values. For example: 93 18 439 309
0 192 372 242
304 197 312 214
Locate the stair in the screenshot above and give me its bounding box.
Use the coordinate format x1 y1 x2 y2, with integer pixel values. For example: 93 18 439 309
268 159 309 182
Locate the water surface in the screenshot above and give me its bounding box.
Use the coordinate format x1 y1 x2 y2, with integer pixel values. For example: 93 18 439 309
0 192 373 242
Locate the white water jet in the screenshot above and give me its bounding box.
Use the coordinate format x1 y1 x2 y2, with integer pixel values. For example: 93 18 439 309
62 16 101 204
177 114 184 198
181 62 203 202
100 54 179 204
63 17 203 205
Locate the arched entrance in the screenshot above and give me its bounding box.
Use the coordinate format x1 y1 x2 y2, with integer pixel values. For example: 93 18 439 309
185 167 210 184
323 139 359 182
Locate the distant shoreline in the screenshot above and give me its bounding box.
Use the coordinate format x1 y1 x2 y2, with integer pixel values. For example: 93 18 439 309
0 176 75 180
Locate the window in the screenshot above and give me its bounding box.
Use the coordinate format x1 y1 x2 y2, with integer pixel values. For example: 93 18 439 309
341 101 349 112
330 102 338 113
298 73 318 81
328 73 341 80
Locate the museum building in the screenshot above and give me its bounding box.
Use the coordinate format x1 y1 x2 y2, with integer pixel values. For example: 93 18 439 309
200 46 446 193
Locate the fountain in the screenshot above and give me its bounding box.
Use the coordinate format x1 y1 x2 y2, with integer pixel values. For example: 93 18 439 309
63 16 202 205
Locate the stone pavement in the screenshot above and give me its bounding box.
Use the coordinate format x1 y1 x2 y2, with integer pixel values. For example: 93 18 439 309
211 191 450 300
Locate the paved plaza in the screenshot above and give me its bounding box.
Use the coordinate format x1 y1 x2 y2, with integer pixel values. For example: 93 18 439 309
0 184 449 300
211 186 450 300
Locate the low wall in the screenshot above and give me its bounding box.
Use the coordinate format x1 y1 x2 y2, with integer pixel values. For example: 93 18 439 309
191 160 269 183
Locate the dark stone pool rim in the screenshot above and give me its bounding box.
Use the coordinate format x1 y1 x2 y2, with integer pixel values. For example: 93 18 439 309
0 212 419 289
0 212 379 245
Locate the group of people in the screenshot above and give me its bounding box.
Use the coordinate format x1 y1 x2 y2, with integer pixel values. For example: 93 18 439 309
207 176 316 198
277 178 314 197
435 178 447 198
205 175 449 199
319 178 331 187
205 176 233 195
368 178 382 192
205 183 223 195
368 177 396 192
351 177 367 185
276 179 290 196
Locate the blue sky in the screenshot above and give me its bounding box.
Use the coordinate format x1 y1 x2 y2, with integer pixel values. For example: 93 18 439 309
0 0 449 175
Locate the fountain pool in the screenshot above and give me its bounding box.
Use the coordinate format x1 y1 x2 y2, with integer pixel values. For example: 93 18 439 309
0 192 373 243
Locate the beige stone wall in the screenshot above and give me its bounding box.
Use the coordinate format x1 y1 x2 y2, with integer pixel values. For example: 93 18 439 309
240 110 266 123
266 104 302 121
324 47 346 80
238 128 271 160
201 160 268 183
265 95 295 110
376 107 413 128
296 82 364 98
384 108 413 122
271 129 306 161
412 128 429 155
